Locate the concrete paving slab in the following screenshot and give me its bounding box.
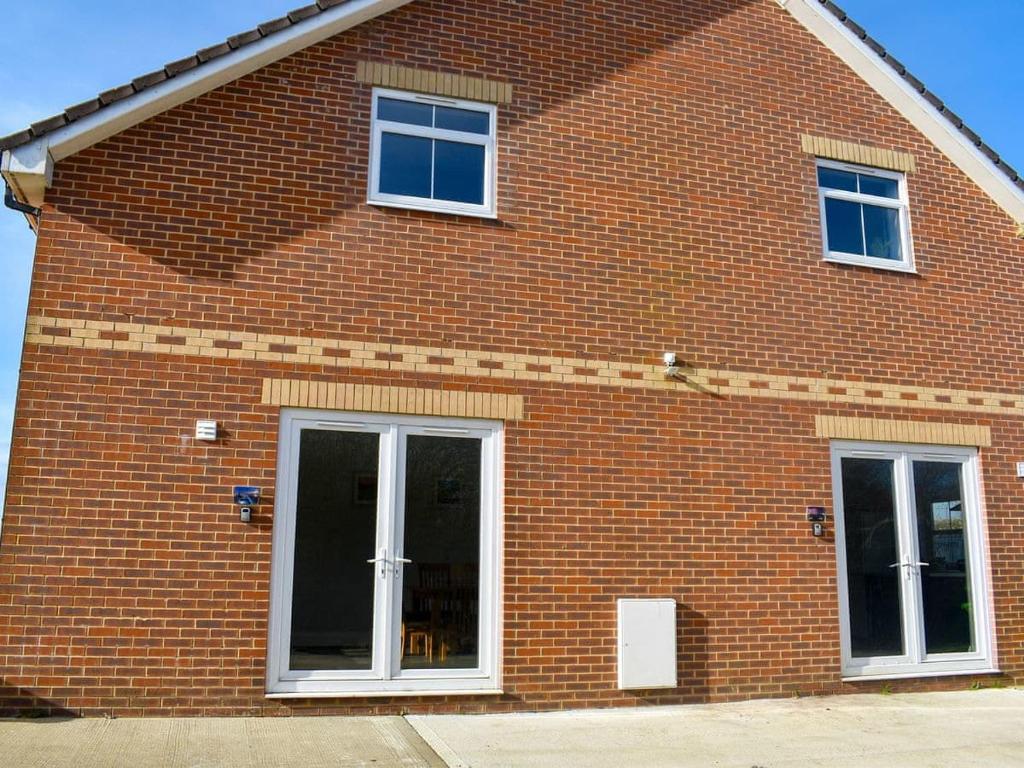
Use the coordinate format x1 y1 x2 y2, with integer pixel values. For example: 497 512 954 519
0 715 446 768
408 689 1024 768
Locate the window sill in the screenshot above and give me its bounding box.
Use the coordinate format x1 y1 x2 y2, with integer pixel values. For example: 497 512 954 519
368 198 498 220
266 688 503 700
824 253 917 274
842 667 1000 683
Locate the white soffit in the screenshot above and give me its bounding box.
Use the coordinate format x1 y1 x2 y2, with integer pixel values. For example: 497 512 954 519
782 0 1024 225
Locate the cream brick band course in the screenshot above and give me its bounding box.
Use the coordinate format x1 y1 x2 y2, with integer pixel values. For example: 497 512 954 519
24 314 1024 418
815 415 991 447
801 134 916 173
262 380 524 420
356 61 513 104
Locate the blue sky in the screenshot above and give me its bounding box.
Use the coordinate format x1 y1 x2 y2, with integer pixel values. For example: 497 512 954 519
0 1 1021 509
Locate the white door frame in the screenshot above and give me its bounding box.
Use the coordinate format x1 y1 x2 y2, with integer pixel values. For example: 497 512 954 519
830 441 996 680
266 408 503 697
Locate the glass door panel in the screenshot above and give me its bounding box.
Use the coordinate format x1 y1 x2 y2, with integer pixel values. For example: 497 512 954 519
912 461 974 655
840 457 904 658
290 428 381 671
398 433 482 671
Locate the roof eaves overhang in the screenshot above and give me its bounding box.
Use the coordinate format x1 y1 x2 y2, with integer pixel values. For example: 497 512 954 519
1 0 414 213
781 0 1024 227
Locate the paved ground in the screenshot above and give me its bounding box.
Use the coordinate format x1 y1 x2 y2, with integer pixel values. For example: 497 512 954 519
409 689 1024 767
0 715 445 768
1 690 1021 767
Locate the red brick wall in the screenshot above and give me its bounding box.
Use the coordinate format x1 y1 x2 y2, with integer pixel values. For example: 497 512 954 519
1 0 1022 716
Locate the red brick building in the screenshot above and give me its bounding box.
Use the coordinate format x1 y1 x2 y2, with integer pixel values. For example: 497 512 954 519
1 0 1023 716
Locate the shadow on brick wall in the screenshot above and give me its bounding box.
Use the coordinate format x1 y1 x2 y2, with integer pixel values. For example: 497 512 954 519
677 605 711 699
48 0 759 284
0 682 78 719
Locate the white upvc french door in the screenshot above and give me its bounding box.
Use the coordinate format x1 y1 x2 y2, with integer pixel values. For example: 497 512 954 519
266 409 503 697
831 442 995 679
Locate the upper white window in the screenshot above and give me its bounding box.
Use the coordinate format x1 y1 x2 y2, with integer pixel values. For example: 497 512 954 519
817 160 914 272
368 88 497 218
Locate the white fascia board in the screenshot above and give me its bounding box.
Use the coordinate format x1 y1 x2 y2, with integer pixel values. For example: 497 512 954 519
784 0 1024 226
2 142 52 210
12 0 414 174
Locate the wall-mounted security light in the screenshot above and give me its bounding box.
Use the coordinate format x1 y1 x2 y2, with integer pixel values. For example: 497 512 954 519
234 486 261 523
806 506 827 537
663 352 681 377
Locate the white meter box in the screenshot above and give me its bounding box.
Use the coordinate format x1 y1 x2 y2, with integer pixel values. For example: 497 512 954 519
617 598 677 690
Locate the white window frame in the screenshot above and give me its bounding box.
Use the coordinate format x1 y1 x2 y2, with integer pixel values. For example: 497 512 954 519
817 159 916 273
830 441 996 680
367 88 498 218
266 408 504 697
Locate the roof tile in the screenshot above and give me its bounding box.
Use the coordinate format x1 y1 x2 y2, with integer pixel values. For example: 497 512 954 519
0 129 34 151
960 125 982 147
98 84 136 105
923 90 945 111
197 42 233 63
901 70 926 93
227 29 263 49
841 17 867 40
258 17 292 35
288 5 321 23
164 55 201 77
978 143 1001 163
882 53 907 76
941 107 964 129
64 98 103 121
132 69 169 90
29 114 68 135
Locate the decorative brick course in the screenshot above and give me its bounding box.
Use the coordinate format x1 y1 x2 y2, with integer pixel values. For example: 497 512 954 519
814 415 991 447
25 314 1024 417
800 134 916 173
261 379 524 419
355 60 513 103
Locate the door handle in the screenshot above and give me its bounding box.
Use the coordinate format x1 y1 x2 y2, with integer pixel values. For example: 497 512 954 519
366 547 389 578
394 556 412 578
888 558 929 578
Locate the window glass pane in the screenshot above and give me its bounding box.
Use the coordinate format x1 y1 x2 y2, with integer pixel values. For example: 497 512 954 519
818 167 858 192
435 106 491 135
858 174 899 199
377 97 433 127
433 140 486 205
825 198 865 255
291 429 380 671
841 457 905 658
400 435 482 671
863 204 902 261
913 461 974 655
379 133 433 198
